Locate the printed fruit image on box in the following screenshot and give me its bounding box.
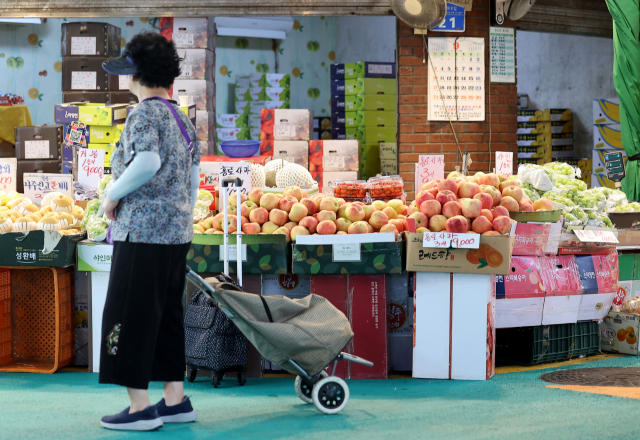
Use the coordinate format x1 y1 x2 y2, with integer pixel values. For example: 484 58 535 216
216 113 249 128
465 243 504 270
539 255 581 296
495 256 545 299
601 311 640 355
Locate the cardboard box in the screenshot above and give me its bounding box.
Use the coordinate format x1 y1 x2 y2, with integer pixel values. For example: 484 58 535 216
250 127 260 141
62 161 72 174
216 113 248 129
331 78 397 96
386 272 412 372
331 112 357 130
236 74 250 88
601 311 639 355
249 101 267 114
62 57 121 92
413 272 495 380
593 124 622 150
176 48 214 81
160 17 215 50
250 73 291 88
248 115 261 128
265 101 290 110
517 108 571 122
592 149 627 174
517 145 551 159
86 143 115 166
85 124 123 144
61 22 121 57
552 145 573 158
236 100 250 114
519 158 551 165
496 297 544 328
267 141 309 168
54 102 128 126
260 109 313 141
235 87 252 102
516 122 551 134
14 125 63 160
551 120 573 134
332 94 397 112
575 253 618 320
512 223 554 256
564 158 593 175
517 133 551 147
330 62 396 80
215 127 251 143
170 80 214 111
593 98 620 125
195 110 214 141
381 159 397 174
591 173 616 189
0 230 82 267
359 143 381 180
496 256 546 300
251 87 290 102
552 133 573 146
359 127 397 144
310 171 358 193
405 232 515 275
539 255 582 325
308 140 359 173
380 142 397 160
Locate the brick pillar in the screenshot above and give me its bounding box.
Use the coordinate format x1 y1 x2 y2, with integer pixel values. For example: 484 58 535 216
397 0 518 200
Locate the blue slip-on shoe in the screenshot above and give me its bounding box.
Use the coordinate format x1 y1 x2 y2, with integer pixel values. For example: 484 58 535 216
152 397 198 423
100 405 163 431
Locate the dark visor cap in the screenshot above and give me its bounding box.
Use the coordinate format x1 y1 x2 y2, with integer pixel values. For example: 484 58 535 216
102 56 139 76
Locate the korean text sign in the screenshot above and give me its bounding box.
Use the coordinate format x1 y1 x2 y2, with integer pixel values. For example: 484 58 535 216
416 155 445 190
0 158 17 192
495 151 513 177
78 148 105 190
218 162 252 197
23 173 73 205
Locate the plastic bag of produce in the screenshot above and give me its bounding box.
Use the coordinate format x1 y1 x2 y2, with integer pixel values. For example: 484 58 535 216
544 162 580 179
87 217 110 242
518 164 554 192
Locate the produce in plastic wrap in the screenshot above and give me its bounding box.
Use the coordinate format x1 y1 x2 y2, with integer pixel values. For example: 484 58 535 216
98 175 113 196
613 201 640 212
517 164 554 192
275 163 315 188
622 296 640 315
544 161 578 179
251 163 266 187
193 200 210 222
264 158 289 187
87 217 110 242
198 188 214 206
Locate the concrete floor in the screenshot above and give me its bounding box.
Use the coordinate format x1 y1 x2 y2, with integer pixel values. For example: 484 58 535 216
1 354 639 440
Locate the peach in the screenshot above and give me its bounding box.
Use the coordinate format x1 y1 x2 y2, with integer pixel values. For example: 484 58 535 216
493 216 514 234
408 212 428 228
436 190 457 206
279 196 298 213
519 202 534 212
499 180 518 192
363 205 376 221
497 174 507 182
249 207 269 225
380 223 399 239
262 221 279 234
336 231 347 235
478 173 500 189
371 200 387 211
337 198 346 207
299 216 318 234
382 206 398 220
273 226 291 242
420 200 442 218
466 174 480 184
369 211 389 229
461 198 482 219
533 198 554 211
422 180 440 191
429 214 447 232
499 196 519 212
276 194 283 200
338 202 351 219
288 203 308 223
336 218 353 232
242 222 261 234
348 221 369 234
367 223 374 233
389 219 405 233
471 216 493 234
317 210 337 222
228 191 247 207
416 190 435 206
445 215 469 233
345 204 366 222
492 206 510 219
447 171 464 180
269 209 288 226
416 227 430 234
502 186 523 203
406 205 419 216
290 226 310 242
442 201 462 219
300 198 318 216
481 185 502 207
483 231 502 236
387 199 405 214
260 193 280 211
317 220 337 235
283 186 304 202
458 181 481 199
311 193 325 205
438 179 458 196
248 188 264 206
284 221 298 231
319 197 339 213
474 193 494 210
480 209 494 222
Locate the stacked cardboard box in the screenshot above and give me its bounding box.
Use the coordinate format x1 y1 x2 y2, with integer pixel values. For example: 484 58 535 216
517 108 573 165
313 116 332 140
592 98 621 189
14 125 64 192
258 108 314 173
330 62 397 180
60 23 136 105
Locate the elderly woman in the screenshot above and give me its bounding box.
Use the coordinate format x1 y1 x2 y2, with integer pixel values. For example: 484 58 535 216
99 31 200 431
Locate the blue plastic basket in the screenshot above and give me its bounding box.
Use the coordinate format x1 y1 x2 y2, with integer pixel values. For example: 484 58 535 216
220 140 260 157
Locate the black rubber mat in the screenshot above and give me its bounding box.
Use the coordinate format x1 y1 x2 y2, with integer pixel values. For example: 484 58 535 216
540 367 640 387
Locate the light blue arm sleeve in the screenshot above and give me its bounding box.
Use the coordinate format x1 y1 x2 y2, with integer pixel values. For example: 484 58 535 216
191 164 200 210
106 151 162 202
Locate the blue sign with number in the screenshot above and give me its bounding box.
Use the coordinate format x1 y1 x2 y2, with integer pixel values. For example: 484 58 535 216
433 3 465 32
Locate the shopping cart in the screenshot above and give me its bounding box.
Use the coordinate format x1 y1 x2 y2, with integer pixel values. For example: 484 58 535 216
185 177 373 414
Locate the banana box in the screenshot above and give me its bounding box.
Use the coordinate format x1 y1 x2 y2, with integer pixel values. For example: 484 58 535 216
517 133 551 147
517 109 571 122
519 157 551 165
517 122 550 134
517 145 551 159
564 158 593 175
593 124 622 149
593 98 620 125
551 145 573 158
591 172 617 189
592 149 627 174
552 133 573 146
551 120 573 134
550 109 572 121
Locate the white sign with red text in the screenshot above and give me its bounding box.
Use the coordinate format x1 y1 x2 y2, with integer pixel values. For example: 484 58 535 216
415 155 445 191
423 232 480 249
574 230 619 244
0 158 16 192
78 148 105 191
23 173 73 206
496 151 513 177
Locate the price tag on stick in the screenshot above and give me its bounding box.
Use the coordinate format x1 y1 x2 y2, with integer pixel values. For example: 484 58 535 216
495 151 513 177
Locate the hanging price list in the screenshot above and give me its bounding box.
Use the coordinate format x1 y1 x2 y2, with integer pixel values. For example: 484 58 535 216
490 27 515 83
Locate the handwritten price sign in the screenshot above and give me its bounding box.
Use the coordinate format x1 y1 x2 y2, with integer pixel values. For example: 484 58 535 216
0 158 16 192
23 173 73 206
78 148 105 191
423 232 480 249
496 152 513 177
574 230 619 244
219 162 252 197
415 155 445 191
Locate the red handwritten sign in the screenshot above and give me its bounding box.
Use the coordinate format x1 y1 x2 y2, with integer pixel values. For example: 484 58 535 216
78 148 105 190
0 158 16 192
496 151 513 177
574 230 619 244
422 232 480 249
415 155 445 191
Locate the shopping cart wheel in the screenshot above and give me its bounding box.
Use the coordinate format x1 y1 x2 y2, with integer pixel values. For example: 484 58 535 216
212 375 221 388
187 368 197 383
295 371 328 404
238 372 246 386
312 376 350 415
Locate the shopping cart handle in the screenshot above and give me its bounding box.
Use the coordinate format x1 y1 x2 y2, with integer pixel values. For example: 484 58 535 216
221 177 242 188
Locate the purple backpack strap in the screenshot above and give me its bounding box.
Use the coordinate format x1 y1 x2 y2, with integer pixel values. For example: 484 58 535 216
141 96 193 152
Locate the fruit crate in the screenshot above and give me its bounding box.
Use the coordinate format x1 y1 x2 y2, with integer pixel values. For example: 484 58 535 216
0 267 75 373
496 322 600 366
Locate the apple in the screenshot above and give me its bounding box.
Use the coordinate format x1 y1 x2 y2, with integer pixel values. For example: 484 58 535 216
319 197 339 213
416 227 430 234
299 216 318 234
466 175 480 184
338 202 351 219
249 207 269 225
348 221 369 234
387 199 405 215
227 205 238 215
445 215 469 233
460 198 482 219
345 204 366 222
273 227 291 242
389 219 405 233
473 193 494 210
481 185 502 207
442 201 462 218
416 190 435 206
406 205 419 216
317 220 337 235
408 212 428 228
382 206 398 220
491 206 510 219
262 221 279 234
317 210 337 222
241 216 249 226
369 211 389 229
499 180 518 192
429 214 447 232
311 193 325 205
436 190 457 206
483 231 502 236
260 193 280 211
240 201 258 219
533 198 554 211
471 216 493 234
290 226 310 242
447 171 464 180
480 209 494 222
300 198 318 216
478 173 500 189
336 218 353 232
380 224 399 239
242 222 261 234
336 231 347 235
519 202 534 212
371 200 387 211
502 186 523 203
493 216 513 234
284 221 298 231
499 196 519 212
336 198 346 207
363 205 376 221
269 209 289 226
248 188 264 206
420 199 442 218
279 196 298 213
497 174 507 182
228 191 247 207
283 186 304 202
438 179 458 196
458 181 481 199
288 203 308 223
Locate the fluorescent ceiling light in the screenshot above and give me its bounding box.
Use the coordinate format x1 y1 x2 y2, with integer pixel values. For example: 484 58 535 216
214 17 293 40
0 18 43 24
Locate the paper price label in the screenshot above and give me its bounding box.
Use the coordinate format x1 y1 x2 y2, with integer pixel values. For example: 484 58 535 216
71 36 96 55
78 148 105 191
218 244 248 262
71 71 97 90
416 155 445 189
423 232 480 249
322 155 346 170
0 158 16 192
119 75 130 90
368 64 393 75
274 124 296 139
24 140 50 159
218 162 252 198
23 173 73 205
181 64 193 78
574 230 619 244
332 243 362 262
496 151 513 177
173 32 194 46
